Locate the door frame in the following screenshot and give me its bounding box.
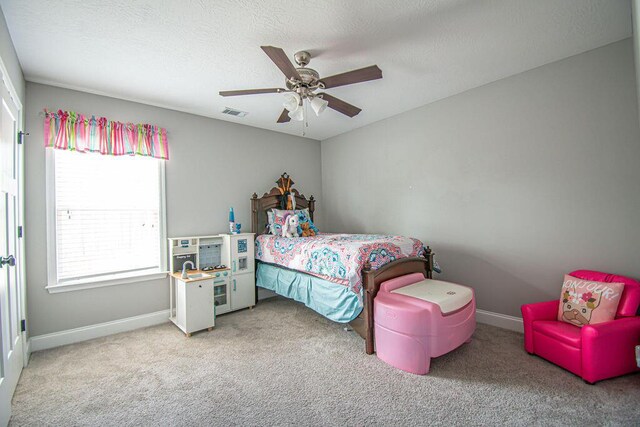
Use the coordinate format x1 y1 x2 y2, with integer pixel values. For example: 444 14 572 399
0 55 28 367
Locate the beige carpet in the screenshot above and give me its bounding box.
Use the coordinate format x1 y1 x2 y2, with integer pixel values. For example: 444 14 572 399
10 297 640 426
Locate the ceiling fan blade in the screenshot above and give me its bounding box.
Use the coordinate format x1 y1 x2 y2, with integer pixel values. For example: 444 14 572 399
320 65 382 89
219 88 287 97
261 46 301 81
319 93 362 117
277 109 291 123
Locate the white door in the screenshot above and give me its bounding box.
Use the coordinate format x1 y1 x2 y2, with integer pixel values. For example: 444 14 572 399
231 273 255 311
185 280 215 333
0 70 24 426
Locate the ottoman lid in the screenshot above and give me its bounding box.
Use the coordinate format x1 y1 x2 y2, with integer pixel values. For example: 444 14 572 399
391 279 473 314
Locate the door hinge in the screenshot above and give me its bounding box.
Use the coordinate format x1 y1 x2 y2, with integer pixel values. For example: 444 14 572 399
18 225 23 238
21 319 26 332
18 131 29 144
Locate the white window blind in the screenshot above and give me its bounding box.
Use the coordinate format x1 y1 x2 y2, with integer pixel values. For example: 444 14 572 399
50 149 164 285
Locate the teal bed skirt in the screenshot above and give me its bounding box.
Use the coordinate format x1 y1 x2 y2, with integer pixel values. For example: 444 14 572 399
256 262 363 323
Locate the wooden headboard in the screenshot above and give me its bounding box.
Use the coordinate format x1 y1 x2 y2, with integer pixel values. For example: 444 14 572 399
251 173 315 235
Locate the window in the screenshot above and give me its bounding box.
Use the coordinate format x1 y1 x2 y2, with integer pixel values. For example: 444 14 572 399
46 149 166 292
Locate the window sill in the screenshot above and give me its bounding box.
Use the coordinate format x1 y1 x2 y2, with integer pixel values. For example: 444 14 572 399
46 271 168 294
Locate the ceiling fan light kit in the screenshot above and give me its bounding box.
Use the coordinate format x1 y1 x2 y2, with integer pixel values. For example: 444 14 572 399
283 93 301 112
288 106 305 122
310 96 328 116
219 46 383 130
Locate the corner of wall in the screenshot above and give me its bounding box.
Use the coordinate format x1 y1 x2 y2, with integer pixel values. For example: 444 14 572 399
0 4 26 104
632 0 640 127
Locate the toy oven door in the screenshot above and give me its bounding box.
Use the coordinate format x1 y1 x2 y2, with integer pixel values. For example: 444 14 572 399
213 278 230 315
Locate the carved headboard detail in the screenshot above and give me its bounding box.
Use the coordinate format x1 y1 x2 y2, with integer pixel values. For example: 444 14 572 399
251 173 315 235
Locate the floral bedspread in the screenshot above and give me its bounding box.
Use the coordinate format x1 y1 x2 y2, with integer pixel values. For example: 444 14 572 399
255 233 425 294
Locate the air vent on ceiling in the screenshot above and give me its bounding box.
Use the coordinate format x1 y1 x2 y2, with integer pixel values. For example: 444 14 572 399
221 107 248 117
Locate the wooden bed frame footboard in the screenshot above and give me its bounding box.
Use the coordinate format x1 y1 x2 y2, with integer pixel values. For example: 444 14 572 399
252 173 434 355
354 251 433 355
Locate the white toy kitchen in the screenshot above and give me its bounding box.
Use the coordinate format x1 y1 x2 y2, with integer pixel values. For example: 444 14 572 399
167 233 255 336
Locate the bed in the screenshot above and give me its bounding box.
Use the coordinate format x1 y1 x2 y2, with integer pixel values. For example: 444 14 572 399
251 173 434 354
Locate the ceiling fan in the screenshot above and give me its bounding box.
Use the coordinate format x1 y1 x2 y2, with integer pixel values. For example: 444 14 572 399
219 46 382 124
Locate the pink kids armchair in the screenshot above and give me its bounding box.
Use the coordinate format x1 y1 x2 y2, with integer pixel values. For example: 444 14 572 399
521 270 640 384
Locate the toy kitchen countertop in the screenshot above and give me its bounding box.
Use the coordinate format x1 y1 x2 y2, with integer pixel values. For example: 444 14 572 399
170 268 230 283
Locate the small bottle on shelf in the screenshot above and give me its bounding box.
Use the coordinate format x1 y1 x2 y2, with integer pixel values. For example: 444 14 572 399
229 207 235 234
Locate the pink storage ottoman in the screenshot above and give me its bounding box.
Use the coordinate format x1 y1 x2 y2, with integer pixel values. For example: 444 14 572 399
374 273 476 375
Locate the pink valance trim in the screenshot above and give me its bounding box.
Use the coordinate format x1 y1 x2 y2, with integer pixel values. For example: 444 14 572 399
43 109 169 160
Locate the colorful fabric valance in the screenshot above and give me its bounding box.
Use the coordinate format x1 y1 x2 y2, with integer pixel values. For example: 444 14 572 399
44 109 169 160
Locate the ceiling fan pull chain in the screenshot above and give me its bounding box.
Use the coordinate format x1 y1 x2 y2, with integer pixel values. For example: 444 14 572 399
304 101 310 136
301 105 306 137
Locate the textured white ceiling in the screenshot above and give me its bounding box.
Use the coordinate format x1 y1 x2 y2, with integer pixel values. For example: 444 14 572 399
0 0 632 140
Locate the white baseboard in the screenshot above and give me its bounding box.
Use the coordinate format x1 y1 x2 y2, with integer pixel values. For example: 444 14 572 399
23 335 32 367
30 309 170 352
476 309 524 333
27 306 522 352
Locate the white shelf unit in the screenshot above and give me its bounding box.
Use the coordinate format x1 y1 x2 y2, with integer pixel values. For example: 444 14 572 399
167 233 256 336
168 234 227 273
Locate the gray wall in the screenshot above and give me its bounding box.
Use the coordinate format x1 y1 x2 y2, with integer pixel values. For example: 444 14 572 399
25 83 321 336
19 37 640 334
634 0 640 124
321 38 640 318
0 5 24 103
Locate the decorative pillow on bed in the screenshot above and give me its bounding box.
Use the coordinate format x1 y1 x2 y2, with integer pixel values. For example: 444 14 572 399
295 209 319 236
557 274 624 327
270 208 319 236
268 209 290 235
